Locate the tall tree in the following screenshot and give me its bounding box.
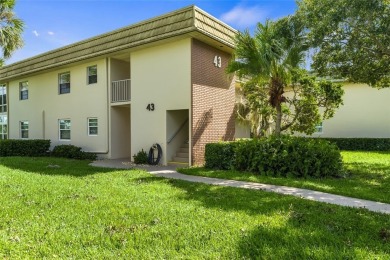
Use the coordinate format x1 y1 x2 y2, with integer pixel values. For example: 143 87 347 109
0 0 24 65
228 17 344 136
297 0 390 88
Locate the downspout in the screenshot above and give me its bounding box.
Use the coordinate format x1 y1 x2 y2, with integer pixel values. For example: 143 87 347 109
189 39 193 167
42 110 45 139
106 57 110 155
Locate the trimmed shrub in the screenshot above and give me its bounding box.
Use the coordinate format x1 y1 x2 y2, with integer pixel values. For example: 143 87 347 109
234 136 343 178
204 136 343 178
79 151 97 160
0 139 50 157
319 138 390 151
52 145 97 160
133 149 148 164
205 141 236 170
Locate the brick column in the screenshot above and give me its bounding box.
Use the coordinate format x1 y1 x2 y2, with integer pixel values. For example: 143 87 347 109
191 39 235 166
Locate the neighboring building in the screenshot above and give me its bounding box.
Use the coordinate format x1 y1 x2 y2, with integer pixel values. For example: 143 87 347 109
309 83 390 138
0 6 237 166
234 82 390 139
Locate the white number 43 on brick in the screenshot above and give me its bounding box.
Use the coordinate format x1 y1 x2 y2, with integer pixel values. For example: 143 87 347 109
213 55 222 68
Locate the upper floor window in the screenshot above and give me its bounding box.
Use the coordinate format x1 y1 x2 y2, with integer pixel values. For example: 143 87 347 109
59 119 71 140
20 121 29 139
87 65 97 84
88 118 98 135
59 72 70 94
0 85 6 113
19 81 28 100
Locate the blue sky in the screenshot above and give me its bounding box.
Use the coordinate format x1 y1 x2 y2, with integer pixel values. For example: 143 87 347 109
7 0 297 64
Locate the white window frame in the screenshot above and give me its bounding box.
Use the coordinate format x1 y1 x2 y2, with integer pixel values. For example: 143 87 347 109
87 65 97 85
0 84 7 114
20 121 29 139
0 115 7 140
59 72 70 94
0 85 7 140
88 117 98 136
59 119 71 140
19 81 29 100
314 122 323 134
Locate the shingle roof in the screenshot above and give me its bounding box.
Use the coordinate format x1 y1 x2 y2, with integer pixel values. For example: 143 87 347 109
0 5 236 81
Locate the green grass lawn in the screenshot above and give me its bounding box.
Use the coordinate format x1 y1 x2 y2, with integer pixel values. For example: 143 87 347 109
0 157 389 258
179 151 390 204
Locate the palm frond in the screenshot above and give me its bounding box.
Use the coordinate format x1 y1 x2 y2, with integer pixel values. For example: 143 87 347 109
0 0 24 59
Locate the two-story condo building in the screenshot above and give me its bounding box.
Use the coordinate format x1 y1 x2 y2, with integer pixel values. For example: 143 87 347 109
0 6 237 166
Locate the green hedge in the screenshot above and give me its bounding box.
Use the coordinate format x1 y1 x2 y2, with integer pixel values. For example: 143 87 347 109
204 142 236 170
205 136 343 178
0 139 51 157
319 138 390 151
52 145 97 160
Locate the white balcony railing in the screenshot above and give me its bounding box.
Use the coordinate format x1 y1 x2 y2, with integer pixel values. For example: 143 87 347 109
111 79 131 103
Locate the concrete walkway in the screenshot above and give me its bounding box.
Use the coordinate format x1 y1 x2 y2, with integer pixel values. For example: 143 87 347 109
90 160 390 215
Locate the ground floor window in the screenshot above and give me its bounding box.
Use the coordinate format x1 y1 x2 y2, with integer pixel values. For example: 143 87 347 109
59 119 71 140
315 122 323 133
0 85 7 140
88 118 98 135
20 121 29 139
0 115 7 140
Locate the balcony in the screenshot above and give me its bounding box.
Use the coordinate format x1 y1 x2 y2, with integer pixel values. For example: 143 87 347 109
111 79 131 103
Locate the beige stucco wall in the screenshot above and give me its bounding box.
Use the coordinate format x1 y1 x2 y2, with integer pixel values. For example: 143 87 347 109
311 83 390 138
131 38 191 165
108 57 131 159
7 59 109 153
110 58 130 81
110 105 131 158
235 121 251 139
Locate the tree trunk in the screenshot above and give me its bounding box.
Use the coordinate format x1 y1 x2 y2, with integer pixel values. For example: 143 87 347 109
260 117 271 137
269 77 284 136
275 102 282 136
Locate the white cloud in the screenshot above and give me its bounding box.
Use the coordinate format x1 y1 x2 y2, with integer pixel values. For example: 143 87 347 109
220 5 269 28
48 31 54 36
32 30 39 37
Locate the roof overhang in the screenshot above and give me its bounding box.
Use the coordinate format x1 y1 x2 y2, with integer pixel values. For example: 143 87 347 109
0 5 237 82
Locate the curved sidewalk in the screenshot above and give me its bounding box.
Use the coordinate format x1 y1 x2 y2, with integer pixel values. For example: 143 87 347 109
90 160 390 215
147 168 390 215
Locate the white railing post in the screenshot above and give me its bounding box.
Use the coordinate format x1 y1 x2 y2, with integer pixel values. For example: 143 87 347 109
111 79 131 103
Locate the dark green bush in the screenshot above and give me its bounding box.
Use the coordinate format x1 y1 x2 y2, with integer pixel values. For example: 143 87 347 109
0 139 50 157
234 136 343 178
79 151 97 160
52 145 97 160
319 138 390 151
133 149 148 164
204 136 343 178
205 141 236 170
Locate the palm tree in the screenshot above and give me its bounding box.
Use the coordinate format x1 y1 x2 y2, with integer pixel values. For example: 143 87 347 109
0 0 24 65
227 18 306 136
235 80 273 137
